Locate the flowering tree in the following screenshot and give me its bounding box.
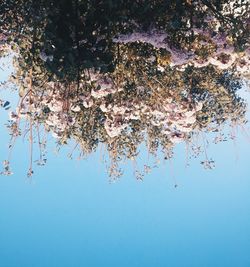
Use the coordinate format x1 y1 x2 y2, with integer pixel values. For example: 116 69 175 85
0 0 249 179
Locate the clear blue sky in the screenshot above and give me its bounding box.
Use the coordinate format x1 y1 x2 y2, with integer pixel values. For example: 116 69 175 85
0 59 250 267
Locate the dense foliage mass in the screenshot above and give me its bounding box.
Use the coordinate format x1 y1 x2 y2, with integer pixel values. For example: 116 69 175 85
0 0 249 179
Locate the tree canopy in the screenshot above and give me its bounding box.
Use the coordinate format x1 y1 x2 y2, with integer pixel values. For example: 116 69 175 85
0 0 249 179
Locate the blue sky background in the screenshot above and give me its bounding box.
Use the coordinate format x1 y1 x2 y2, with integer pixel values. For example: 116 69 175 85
0 58 250 267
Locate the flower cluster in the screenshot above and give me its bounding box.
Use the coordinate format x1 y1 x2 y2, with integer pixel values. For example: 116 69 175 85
5 58 247 178
113 27 250 75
